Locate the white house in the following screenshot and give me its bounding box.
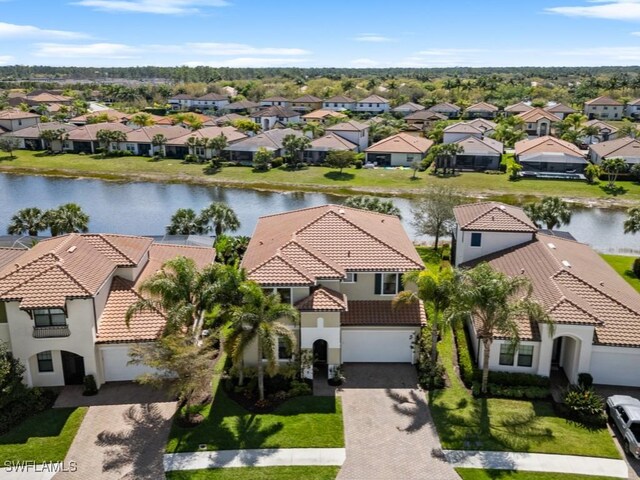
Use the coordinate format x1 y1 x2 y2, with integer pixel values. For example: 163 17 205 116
322 95 356 112
0 110 40 132
365 133 433 167
453 201 640 386
443 122 484 144
626 99 640 119
326 120 370 152
193 93 229 111
354 95 390 114
517 108 561 137
304 133 358 164
250 106 301 130
392 102 425 116
0 234 215 388
584 96 624 120
589 137 640 167
260 96 290 108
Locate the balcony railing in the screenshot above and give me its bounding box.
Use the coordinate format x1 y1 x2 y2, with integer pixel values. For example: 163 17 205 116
32 325 70 338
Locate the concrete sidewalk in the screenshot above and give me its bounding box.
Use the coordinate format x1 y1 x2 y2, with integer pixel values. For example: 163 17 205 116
164 448 346 471
444 450 628 478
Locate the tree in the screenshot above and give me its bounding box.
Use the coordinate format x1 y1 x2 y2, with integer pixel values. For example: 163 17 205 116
252 147 273 172
96 129 126 155
449 263 550 394
410 159 421 179
581 124 600 145
199 202 240 236
491 116 526 148
343 195 402 218
584 163 602 184
411 185 460 249
0 137 19 159
601 157 628 188
151 133 167 157
129 112 155 127
166 208 205 235
87 112 114 124
185 136 200 157
232 118 261 135
325 150 355 174
44 203 90 236
282 134 310 169
523 196 572 230
7 207 48 236
226 281 299 400
428 121 447 143
302 121 324 139
208 134 228 161
39 128 69 153
624 207 640 234
617 119 638 139
431 143 464 175
214 234 250 265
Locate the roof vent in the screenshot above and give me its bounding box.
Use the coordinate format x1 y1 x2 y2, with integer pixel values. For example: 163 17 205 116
520 268 525 274
491 215 495 221
547 243 556 249
562 260 571 268
599 281 605 286
338 208 345 215
67 246 77 253
498 205 506 210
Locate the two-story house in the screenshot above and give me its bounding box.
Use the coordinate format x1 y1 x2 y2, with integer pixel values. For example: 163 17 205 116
240 205 425 378
260 97 291 108
584 96 624 120
354 95 390 114
452 201 640 387
517 108 561 137
428 102 461 119
325 120 370 152
626 99 640 119
464 102 499 119
250 106 301 130
0 233 215 388
0 110 40 132
322 95 356 112
291 95 323 113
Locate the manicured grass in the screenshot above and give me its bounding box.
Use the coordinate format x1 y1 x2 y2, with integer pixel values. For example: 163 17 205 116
2 150 640 205
166 385 343 453
455 469 620 480
166 466 340 480
601 253 640 293
430 328 620 459
0 407 87 463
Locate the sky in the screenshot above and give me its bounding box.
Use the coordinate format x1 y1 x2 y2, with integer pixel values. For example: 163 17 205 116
4 0 640 68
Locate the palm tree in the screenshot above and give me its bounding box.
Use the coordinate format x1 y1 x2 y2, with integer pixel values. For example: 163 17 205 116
226 281 299 400
581 124 600 145
208 134 228 160
45 203 90 236
282 134 310 169
617 120 638 139
449 263 550 394
151 133 167 157
624 207 640 234
166 208 205 235
130 112 155 127
601 157 629 188
343 196 402 218
302 121 324 139
523 196 572 230
7 207 48 236
199 202 240 236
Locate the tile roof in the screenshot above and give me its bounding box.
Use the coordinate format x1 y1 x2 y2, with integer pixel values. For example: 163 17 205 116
467 118 497 131
261 96 289 102
3 122 77 139
197 93 228 101
585 95 623 106
357 95 389 104
465 102 499 112
301 109 346 120
126 125 190 143
0 248 25 271
70 109 128 124
505 102 533 113
134 243 215 286
251 106 299 118
225 128 302 152
166 126 247 146
326 120 369 132
585 119 618 133
66 122 133 142
517 108 561 123
514 135 584 157
393 102 425 112
545 102 576 113
429 102 461 112
26 93 71 103
454 136 503 155
341 300 427 326
295 286 347 312
405 110 447 121
308 133 358 151
214 113 244 125
454 201 538 232
365 132 433 154
444 122 483 134
628 98 640 106
292 94 322 103
589 137 640 160
324 95 355 103
0 109 40 120
224 100 260 110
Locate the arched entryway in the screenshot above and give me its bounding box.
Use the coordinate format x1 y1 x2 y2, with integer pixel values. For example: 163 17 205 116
551 335 581 384
313 339 328 375
61 351 85 385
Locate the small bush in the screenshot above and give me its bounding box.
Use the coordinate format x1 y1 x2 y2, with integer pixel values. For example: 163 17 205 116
473 370 550 387
184 153 199 163
83 374 98 396
472 382 550 399
578 372 594 389
289 380 312 397
453 321 475 387
507 162 522 180
563 385 606 427
354 159 363 169
633 257 640 278
271 157 284 168
484 170 503 175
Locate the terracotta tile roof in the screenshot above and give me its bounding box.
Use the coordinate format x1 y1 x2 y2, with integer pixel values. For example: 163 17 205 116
324 95 355 103
405 110 447 121
251 106 299 118
214 113 244 125
70 109 128 124
126 125 190 143
357 95 389 104
224 100 260 110
247 255 315 286
280 241 344 279
302 109 346 120
326 120 369 132
365 132 433 154
167 126 247 146
198 93 228 101
505 102 533 113
308 133 358 152
467 118 497 131
27 93 71 103
545 103 576 113
589 137 640 160
295 286 347 312
454 136 503 155
517 108 561 123
341 300 427 326
3 122 77 139
135 243 215 287
261 96 289 102
444 122 483 134
169 93 194 100
429 102 461 112
67 122 132 142
585 119 618 133
585 95 623 106
225 128 302 152
0 248 25 272
454 202 537 232
514 135 584 157
465 102 499 112
0 109 40 120
293 94 322 103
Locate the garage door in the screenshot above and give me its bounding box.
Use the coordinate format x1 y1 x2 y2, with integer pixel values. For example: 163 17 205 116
342 329 414 363
101 346 157 382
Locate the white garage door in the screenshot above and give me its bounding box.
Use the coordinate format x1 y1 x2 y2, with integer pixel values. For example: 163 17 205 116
342 329 414 363
101 346 157 382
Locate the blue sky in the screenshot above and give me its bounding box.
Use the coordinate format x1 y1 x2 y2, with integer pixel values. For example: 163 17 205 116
3 0 640 67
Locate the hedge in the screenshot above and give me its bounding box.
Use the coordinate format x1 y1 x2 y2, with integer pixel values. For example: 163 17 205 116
472 370 550 388
452 320 475 387
472 382 550 400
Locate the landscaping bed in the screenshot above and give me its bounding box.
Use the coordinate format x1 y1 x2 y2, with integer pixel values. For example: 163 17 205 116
166 466 340 480
455 469 621 480
222 372 312 413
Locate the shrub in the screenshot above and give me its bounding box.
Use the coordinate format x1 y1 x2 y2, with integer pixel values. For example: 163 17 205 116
289 380 312 397
472 370 550 387
472 382 550 399
354 159 363 169
484 170 503 175
184 153 199 163
578 372 593 389
563 385 606 427
633 257 640 278
585 164 602 184
453 320 475 387
507 162 522 180
271 157 284 168
83 374 98 396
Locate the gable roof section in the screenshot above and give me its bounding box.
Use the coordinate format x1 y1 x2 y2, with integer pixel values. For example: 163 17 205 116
326 120 369 132
225 128 302 152
167 126 247 146
198 93 228 101
324 95 355 103
224 100 260 110
308 133 358 151
365 132 433 154
545 102 576 114
429 102 461 112
126 125 190 143
393 102 425 112
444 122 483 134
514 135 584 157
295 286 347 312
517 108 561 123
342 300 427 326
293 94 322 103
247 255 315 286
585 95 623 106
0 109 40 120
405 110 447 121
465 102 499 112
589 137 640 159
251 106 299 118
357 94 389 104
454 201 537 232
3 122 77 139
66 122 132 142
454 136 503 155
302 109 346 120
505 101 533 113
585 119 618 133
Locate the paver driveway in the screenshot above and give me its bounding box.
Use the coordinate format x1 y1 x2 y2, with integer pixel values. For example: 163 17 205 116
336 363 459 480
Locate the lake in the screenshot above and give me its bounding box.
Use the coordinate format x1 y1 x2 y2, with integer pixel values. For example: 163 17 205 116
0 173 638 254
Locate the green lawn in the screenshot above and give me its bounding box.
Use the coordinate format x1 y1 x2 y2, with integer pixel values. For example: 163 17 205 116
455 469 621 480
430 328 620 459
0 407 87 463
601 253 640 293
166 466 340 480
2 150 640 205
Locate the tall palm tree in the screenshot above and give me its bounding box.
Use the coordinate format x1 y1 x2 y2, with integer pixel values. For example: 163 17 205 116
601 157 628 188
449 263 550 394
581 125 600 145
151 133 167 157
130 112 156 127
302 121 324 139
624 207 640 234
199 202 240 236
226 281 299 400
166 208 205 235
208 134 228 159
185 136 199 157
7 207 48 236
523 196 572 230
343 196 402 218
45 203 89 236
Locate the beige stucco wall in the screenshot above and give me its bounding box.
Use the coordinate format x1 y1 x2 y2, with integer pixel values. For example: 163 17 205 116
584 104 623 120
339 272 400 300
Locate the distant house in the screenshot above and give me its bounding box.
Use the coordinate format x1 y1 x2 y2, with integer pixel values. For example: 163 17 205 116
365 133 433 167
514 136 587 174
545 102 576 120
0 110 40 132
250 106 301 130
466 118 497 136
116 125 190 156
354 95 390 114
304 133 358 164
291 94 323 113
404 110 447 131
2 122 78 150
582 119 618 144
325 120 369 152
225 128 303 163
301 109 347 124
25 92 72 105
70 109 129 126
504 101 533 116
452 136 503 171
322 95 356 112
584 96 623 120
517 108 561 137
193 93 229 111
428 102 461 119
222 100 261 114
626 99 640 119
65 122 133 154
214 113 245 126
392 102 425 116
260 96 290 108
443 122 484 144
168 93 195 110
589 137 640 167
464 102 499 119
166 126 247 159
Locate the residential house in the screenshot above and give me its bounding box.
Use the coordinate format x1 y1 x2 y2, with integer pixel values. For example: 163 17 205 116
545 102 576 120
250 106 301 130
514 136 588 174
301 109 346 125
392 102 425 116
517 108 561 137
0 110 40 132
2 122 78 150
224 128 303 163
166 126 247 159
452 201 640 386
214 113 245 126
443 122 484 144
322 95 356 112
464 102 499 119
0 233 215 388
291 95 323 113
404 110 448 131
240 205 425 376
365 133 433 167
584 96 623 120
70 109 129 126
582 119 618 144
325 120 370 152
466 118 497 136
193 93 229 111
168 93 195 110
626 99 640 119
304 133 358 164
428 102 461 119
65 122 133 154
504 101 533 116
589 137 640 167
221 100 261 114
260 96 290 108
25 92 72 105
452 136 503 171
121 112 167 128
354 95 390 114
115 125 190 156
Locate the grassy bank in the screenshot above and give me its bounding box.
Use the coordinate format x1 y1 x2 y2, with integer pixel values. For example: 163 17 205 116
601 253 640 293
2 150 640 206
455 469 621 480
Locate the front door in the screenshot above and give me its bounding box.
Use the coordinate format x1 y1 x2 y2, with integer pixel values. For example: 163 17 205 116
313 339 328 368
551 337 563 367
61 351 85 385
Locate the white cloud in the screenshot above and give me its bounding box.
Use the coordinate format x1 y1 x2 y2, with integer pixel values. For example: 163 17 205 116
73 0 228 14
181 43 309 56
34 43 140 58
183 57 309 67
354 34 394 43
0 22 88 39
350 58 380 67
547 1 640 21
416 48 486 56
0 55 13 65
632 31 640 35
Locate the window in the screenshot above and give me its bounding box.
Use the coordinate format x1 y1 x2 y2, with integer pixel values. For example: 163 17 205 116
375 273 401 295
517 345 534 367
278 336 293 359
499 344 515 365
0 303 6 324
37 351 53 372
344 272 358 283
618 407 630 423
33 309 66 327
470 232 482 247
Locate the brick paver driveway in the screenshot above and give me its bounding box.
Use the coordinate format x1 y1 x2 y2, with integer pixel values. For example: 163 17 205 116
336 363 459 480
